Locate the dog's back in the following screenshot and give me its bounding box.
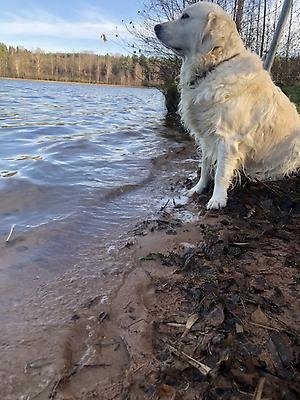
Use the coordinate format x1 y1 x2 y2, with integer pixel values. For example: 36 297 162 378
180 50 300 180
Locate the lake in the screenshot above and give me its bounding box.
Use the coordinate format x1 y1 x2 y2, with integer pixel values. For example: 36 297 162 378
0 79 193 307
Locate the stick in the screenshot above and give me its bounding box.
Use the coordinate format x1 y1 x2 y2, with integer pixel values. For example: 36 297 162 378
167 344 211 375
75 363 111 368
253 377 266 400
249 322 279 332
6 224 16 242
254 178 282 196
160 199 170 211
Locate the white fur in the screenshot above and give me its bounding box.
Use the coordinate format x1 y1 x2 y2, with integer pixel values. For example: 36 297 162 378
155 1 300 209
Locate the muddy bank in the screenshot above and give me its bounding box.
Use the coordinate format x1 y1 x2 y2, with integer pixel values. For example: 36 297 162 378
74 175 299 400
1 172 300 399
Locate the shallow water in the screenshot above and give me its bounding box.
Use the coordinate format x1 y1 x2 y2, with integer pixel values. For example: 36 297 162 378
0 79 193 306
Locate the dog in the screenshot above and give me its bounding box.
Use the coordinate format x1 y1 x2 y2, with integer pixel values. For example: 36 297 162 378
155 1 300 209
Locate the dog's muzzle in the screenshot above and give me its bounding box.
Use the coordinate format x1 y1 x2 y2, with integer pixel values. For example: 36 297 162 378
154 24 162 38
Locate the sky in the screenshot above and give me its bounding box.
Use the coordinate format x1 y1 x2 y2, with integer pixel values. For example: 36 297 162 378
0 0 145 54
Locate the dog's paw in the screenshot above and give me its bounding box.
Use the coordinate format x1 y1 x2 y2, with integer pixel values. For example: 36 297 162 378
206 196 227 210
185 184 207 198
185 188 198 198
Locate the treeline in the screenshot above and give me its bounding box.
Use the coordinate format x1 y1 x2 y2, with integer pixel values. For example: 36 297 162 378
0 43 159 86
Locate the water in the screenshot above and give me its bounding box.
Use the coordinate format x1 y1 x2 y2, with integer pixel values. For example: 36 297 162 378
0 79 167 229
0 79 192 301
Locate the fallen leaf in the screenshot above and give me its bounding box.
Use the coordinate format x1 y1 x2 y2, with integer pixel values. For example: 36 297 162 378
181 313 199 338
205 304 224 327
251 306 270 325
235 323 244 334
158 383 176 399
269 332 293 368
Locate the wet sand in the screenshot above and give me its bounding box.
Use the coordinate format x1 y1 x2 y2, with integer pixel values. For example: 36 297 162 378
2 165 299 399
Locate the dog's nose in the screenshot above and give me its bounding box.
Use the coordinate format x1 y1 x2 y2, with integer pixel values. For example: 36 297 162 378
154 24 162 36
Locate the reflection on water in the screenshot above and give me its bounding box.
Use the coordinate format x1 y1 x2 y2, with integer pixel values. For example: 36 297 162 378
0 79 192 298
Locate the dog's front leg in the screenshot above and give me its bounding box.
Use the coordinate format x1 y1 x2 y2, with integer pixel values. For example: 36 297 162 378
187 141 211 197
207 139 238 210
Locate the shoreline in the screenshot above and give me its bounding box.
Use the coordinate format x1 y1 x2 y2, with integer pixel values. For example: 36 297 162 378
2 172 299 399
0 76 156 89
98 175 300 399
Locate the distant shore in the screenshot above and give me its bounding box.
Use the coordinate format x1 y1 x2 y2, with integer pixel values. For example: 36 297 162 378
0 76 154 89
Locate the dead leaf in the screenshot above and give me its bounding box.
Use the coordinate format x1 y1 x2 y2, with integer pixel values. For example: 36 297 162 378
181 313 199 338
269 332 293 368
251 306 270 325
235 323 244 334
205 304 224 327
158 383 176 399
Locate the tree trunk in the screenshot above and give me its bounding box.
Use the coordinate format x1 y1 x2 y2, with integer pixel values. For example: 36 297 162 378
234 0 245 32
260 0 267 58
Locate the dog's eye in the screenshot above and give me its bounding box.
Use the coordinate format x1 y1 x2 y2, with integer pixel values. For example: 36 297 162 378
181 13 190 19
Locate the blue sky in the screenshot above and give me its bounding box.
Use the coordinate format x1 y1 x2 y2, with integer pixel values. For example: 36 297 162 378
0 0 144 54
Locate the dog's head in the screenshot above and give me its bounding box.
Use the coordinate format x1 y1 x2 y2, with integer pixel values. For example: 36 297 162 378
154 1 242 59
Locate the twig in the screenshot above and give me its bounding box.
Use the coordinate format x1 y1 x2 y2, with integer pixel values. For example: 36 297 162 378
254 178 283 196
249 322 279 332
6 224 16 242
74 363 111 368
130 362 148 375
233 381 254 397
167 343 211 375
273 317 300 338
232 242 249 247
98 311 108 322
257 269 274 275
160 199 170 211
240 297 247 316
253 377 266 400
123 300 132 309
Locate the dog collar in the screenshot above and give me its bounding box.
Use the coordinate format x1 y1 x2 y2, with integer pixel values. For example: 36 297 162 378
188 53 241 87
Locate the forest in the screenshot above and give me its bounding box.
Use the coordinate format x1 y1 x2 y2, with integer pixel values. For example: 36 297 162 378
0 44 159 86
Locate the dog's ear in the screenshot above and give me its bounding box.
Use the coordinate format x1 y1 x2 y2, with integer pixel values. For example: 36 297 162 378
199 12 232 55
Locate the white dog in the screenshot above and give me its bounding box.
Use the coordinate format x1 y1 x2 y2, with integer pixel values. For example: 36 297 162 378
155 1 300 209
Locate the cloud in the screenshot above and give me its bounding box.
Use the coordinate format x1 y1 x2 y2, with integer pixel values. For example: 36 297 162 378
0 20 126 40
0 8 129 42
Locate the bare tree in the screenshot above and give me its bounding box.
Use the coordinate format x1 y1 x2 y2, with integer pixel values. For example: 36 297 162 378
234 0 245 32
